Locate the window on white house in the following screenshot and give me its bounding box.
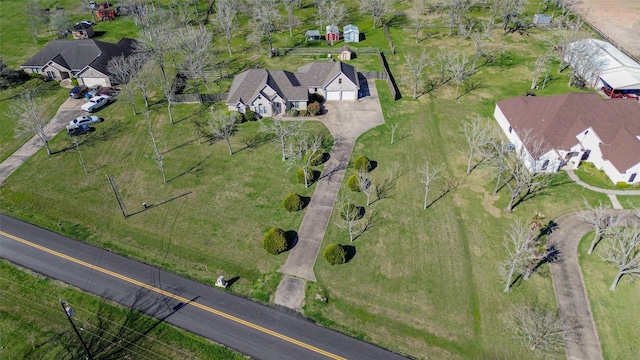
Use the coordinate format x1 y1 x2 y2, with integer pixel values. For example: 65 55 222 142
338 78 342 84
584 130 589 135
541 160 549 171
508 126 512 133
629 173 637 183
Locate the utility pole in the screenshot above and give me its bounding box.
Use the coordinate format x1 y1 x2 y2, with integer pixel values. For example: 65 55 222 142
59 299 94 360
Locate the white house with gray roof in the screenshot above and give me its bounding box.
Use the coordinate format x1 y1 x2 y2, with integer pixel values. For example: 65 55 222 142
21 38 137 87
226 61 359 117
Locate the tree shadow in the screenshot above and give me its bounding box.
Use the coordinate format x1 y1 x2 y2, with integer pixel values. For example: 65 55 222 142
343 245 356 263
163 138 195 154
369 160 378 172
353 209 379 242
426 177 459 209
355 206 366 220
300 196 311 210
458 77 485 99
167 156 209 183
285 230 299 250
235 132 274 153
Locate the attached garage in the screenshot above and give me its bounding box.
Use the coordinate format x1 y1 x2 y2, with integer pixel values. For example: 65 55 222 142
326 90 341 101
81 77 109 87
326 90 357 101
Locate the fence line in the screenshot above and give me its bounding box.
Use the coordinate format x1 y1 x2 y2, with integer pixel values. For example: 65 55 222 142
173 93 228 104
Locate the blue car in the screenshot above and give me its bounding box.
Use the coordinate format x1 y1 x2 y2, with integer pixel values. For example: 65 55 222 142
69 86 88 99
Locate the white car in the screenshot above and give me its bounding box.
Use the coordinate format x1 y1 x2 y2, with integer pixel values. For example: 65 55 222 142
69 115 103 127
81 95 111 112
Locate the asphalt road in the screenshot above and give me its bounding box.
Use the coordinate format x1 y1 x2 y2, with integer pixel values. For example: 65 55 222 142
0 214 408 360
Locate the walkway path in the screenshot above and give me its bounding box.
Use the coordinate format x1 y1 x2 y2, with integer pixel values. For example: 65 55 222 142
275 80 385 310
0 98 84 184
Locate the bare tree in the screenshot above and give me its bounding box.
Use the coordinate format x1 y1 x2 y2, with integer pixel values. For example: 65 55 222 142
7 86 51 155
314 0 330 31
25 0 49 42
286 134 323 188
215 0 238 55
433 51 451 85
389 123 398 144
259 119 302 161
555 18 583 73
358 0 394 29
160 69 177 126
500 219 537 292
486 135 511 194
131 61 155 109
248 0 281 55
449 51 471 100
50 9 71 38
490 0 525 32
507 306 567 356
501 131 552 213
177 25 214 92
357 169 373 206
282 0 302 37
208 109 238 155
459 20 491 71
576 200 617 255
71 137 89 174
601 226 640 290
404 50 431 99
417 162 444 210
136 8 177 82
325 0 347 46
407 2 428 44
107 53 147 115
564 39 606 87
336 197 361 242
144 111 166 183
530 52 552 90
460 115 495 174
446 0 475 35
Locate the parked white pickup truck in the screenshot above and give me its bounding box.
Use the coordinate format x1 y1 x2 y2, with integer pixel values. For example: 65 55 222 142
81 95 111 113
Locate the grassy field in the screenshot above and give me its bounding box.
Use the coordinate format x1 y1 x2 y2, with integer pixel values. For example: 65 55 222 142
1 0 637 359
578 233 640 360
0 261 243 359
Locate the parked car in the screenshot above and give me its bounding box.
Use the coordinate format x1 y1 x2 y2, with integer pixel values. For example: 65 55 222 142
69 85 88 99
69 115 103 127
98 86 119 96
87 85 102 97
81 95 112 112
66 123 95 136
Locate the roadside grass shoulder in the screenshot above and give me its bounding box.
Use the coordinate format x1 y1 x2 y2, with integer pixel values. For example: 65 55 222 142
578 233 640 360
0 261 244 359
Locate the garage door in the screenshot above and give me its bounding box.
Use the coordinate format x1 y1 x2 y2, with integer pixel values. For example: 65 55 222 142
326 91 341 101
341 90 357 100
82 77 108 87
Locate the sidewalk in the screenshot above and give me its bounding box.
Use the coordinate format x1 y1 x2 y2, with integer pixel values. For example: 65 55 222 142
0 98 84 184
564 168 640 209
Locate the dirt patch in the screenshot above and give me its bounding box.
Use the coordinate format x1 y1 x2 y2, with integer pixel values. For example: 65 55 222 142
571 0 640 59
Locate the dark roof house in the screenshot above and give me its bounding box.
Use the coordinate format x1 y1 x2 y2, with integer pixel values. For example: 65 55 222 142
21 38 137 87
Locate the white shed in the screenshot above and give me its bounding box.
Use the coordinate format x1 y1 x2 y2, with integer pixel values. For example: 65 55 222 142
343 24 360 43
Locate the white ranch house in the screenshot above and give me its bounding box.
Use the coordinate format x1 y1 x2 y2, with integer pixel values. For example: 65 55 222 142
494 93 640 184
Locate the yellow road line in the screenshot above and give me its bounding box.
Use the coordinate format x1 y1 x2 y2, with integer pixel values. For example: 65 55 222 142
0 230 346 360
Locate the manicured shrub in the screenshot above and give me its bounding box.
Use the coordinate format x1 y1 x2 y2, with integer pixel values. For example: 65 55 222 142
296 168 314 185
347 174 360 192
262 227 287 255
244 109 256 121
287 108 299 117
616 182 629 188
283 193 303 212
323 243 346 265
307 101 321 116
340 203 358 220
299 109 308 117
353 155 372 172
310 93 325 104
71 78 79 86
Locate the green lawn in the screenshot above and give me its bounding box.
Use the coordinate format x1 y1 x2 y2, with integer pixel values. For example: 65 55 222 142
0 261 243 359
1 0 637 359
578 233 640 360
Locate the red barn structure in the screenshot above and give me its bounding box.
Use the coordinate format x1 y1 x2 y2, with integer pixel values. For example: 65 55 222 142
326 25 339 42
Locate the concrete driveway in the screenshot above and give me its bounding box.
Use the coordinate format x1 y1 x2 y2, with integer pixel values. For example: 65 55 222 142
275 79 385 310
0 98 85 184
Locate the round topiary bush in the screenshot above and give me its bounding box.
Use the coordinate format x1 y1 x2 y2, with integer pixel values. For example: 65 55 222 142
310 93 325 104
347 174 360 192
296 168 314 185
299 109 308 117
340 203 358 220
353 155 372 172
287 108 299 117
262 227 288 255
304 149 323 166
283 193 303 212
307 101 321 116
323 243 346 265
244 109 256 121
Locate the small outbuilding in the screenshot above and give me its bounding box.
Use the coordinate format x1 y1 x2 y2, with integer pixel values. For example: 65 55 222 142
305 30 321 41
338 46 353 61
326 25 339 42
71 22 94 39
533 14 552 25
343 24 360 43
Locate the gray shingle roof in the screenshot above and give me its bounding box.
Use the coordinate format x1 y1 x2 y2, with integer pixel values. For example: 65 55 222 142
226 61 358 106
21 38 136 75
